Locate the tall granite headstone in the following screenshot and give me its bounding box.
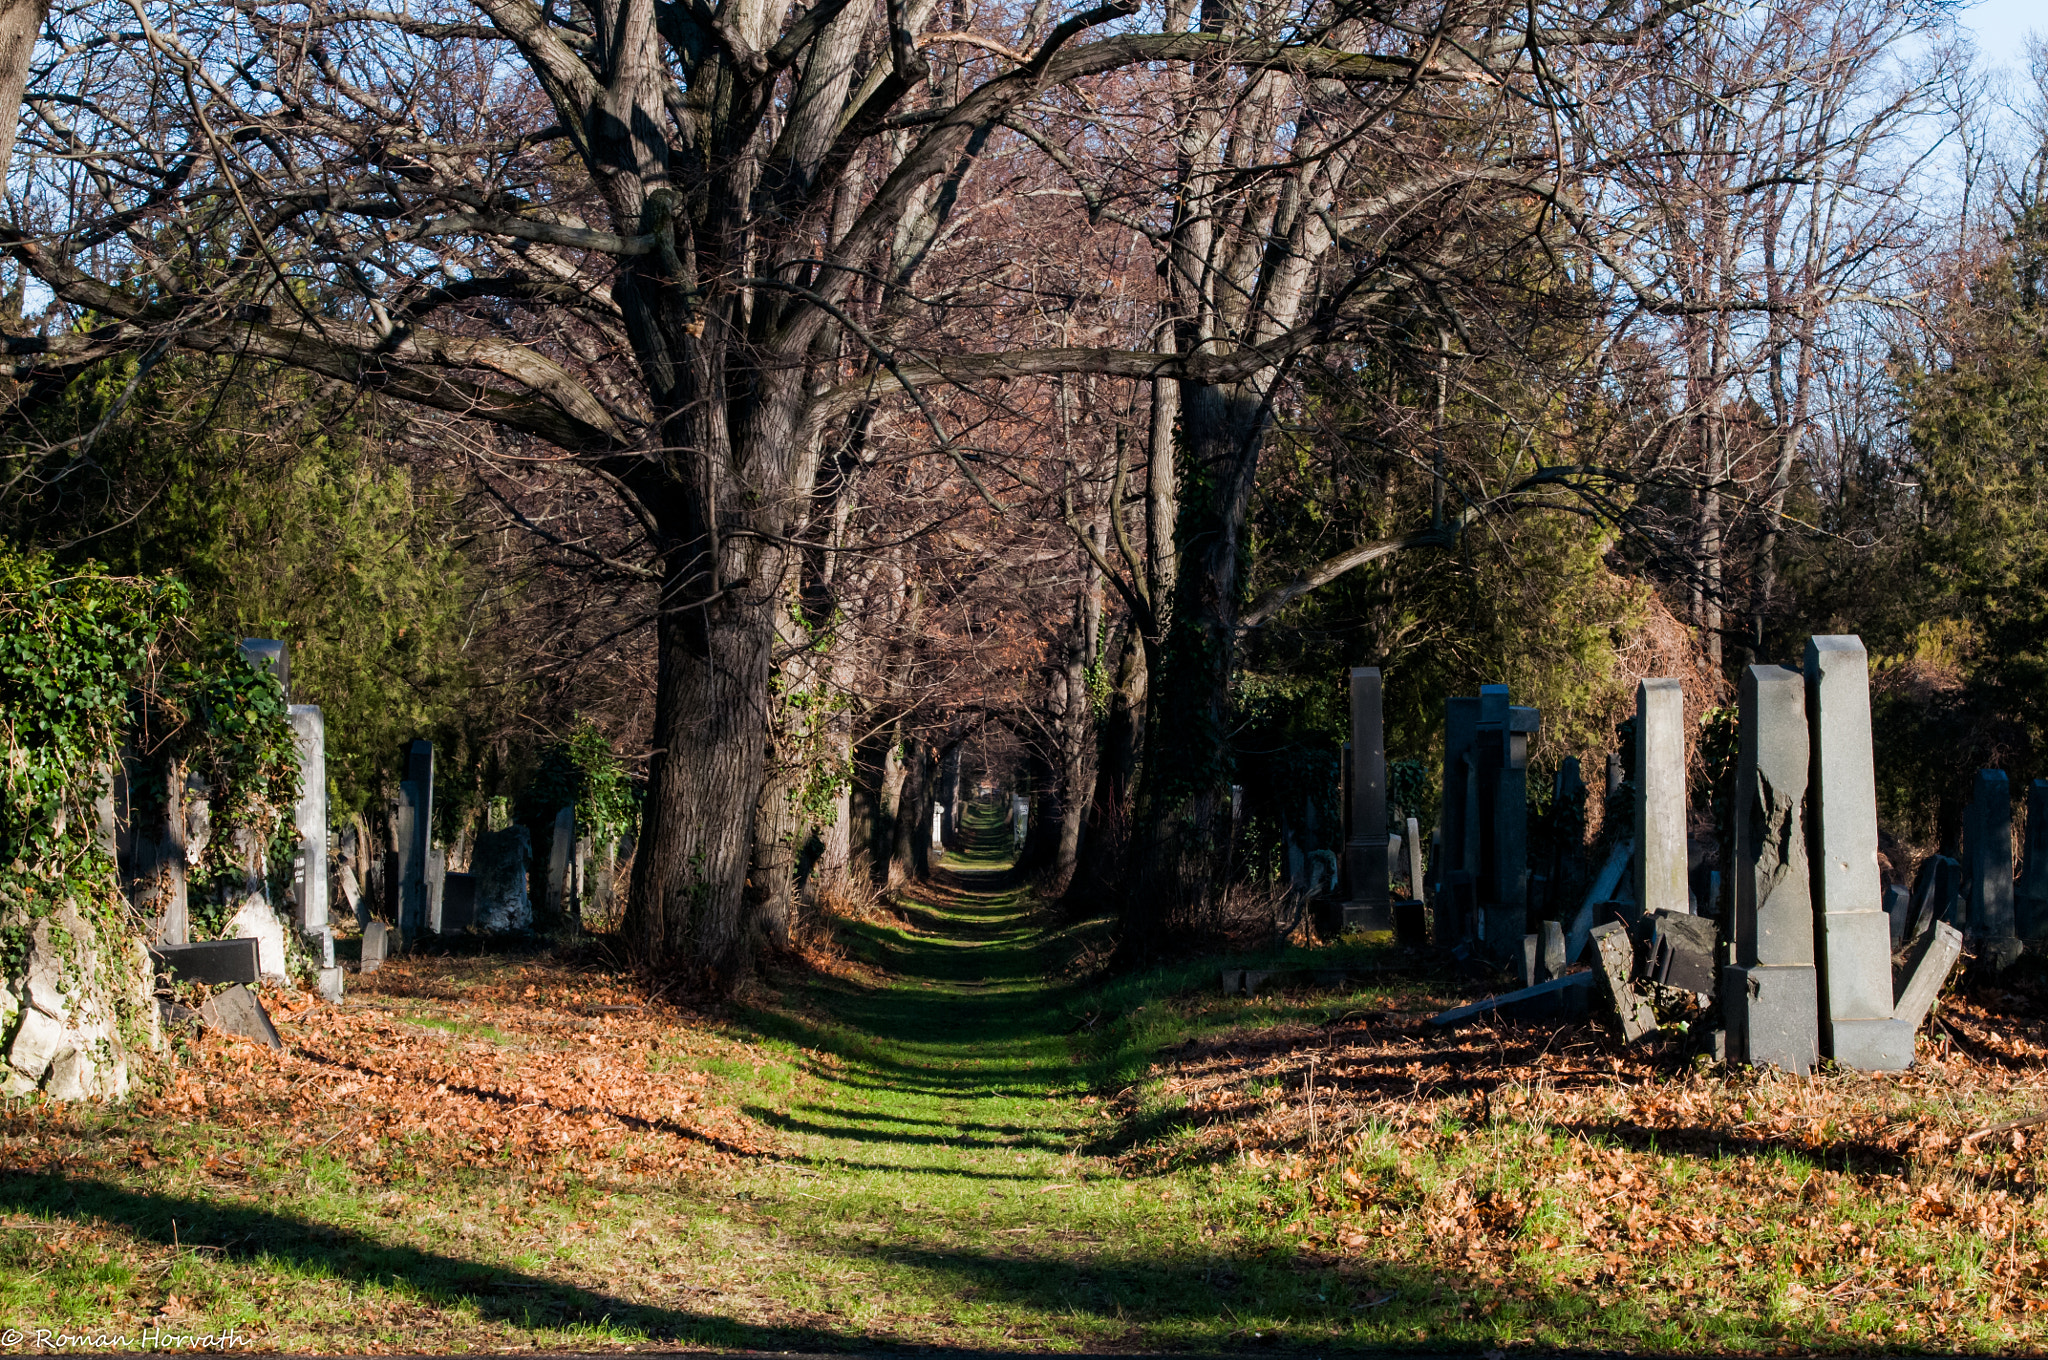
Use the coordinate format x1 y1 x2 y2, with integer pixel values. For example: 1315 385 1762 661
1724 664 1818 1074
546 806 575 922
288 705 327 934
473 825 532 932
1343 667 1392 932
1806 635 1910 1071
1634 679 1687 917
395 782 422 945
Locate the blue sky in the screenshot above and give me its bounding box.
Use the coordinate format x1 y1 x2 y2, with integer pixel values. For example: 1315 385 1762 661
1959 0 2040 73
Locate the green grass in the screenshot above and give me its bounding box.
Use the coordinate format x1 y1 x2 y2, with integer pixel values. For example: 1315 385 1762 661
4 805 2047 1351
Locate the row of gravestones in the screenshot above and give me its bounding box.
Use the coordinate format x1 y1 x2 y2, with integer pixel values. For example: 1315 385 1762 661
139 641 614 996
1333 637 1965 1073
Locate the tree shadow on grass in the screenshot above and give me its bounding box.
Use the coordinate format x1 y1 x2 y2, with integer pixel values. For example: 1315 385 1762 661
0 1173 856 1350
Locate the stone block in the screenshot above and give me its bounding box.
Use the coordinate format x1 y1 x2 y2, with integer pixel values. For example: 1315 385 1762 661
1647 909 1718 994
1893 921 1962 1031
1392 899 1426 946
1519 934 1538 989
1819 910 1896 1044
150 938 260 988
361 920 389 972
1885 884 1911 948
227 896 289 980
317 966 345 1004
1342 899 1393 933
1830 1017 1915 1072
1540 919 1566 981
1219 970 1244 996
1635 678 1688 916
1591 920 1657 1042
199 984 282 1050
1724 963 1818 1075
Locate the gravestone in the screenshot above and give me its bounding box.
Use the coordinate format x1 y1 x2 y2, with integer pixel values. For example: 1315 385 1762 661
2018 779 2048 938
200 983 281 1050
441 871 478 933
1343 667 1393 931
1911 853 1961 939
1893 921 1964 1033
546 807 575 922
287 706 327 933
424 846 447 933
227 896 289 981
1634 679 1688 916
1590 921 1657 1042
1885 884 1912 948
931 803 944 851
238 638 289 696
1806 636 1908 1071
1964 769 2019 956
150 938 259 987
1724 663 1818 1074
401 741 434 942
361 920 389 972
1437 696 1479 945
1646 910 1717 994
1539 919 1566 980
1518 933 1538 988
1406 816 1425 906
396 782 423 945
473 825 533 932
1565 838 1632 968
317 966 344 1004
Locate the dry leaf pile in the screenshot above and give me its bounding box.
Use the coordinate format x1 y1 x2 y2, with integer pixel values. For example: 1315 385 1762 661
1114 971 2048 1338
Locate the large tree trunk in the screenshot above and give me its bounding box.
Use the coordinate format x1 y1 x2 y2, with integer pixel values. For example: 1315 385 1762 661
888 742 933 887
0 0 48 177
623 565 781 988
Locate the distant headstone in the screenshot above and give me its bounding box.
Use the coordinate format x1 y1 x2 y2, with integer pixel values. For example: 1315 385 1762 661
150 938 259 987
1634 679 1687 916
1806 636 1903 1071
1724 663 1817 1073
546 807 575 921
1342 667 1392 932
395 783 421 944
424 846 447 933
238 638 289 697
317 966 345 1004
288 706 327 933
1911 854 1961 939
1893 920 1963 1033
1438 696 1479 944
1590 921 1656 1042
199 983 282 1049
1539 919 1566 981
440 871 477 932
1518 934 1538 989
1885 884 1912 949
402 740 434 942
1646 910 1717 994
474 825 533 932
228 896 289 981
1405 816 1425 905
1965 769 2018 947
361 920 389 972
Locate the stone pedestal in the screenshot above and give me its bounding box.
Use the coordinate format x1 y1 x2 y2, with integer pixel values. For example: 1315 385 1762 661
1806 636 1903 1071
1342 668 1392 932
1634 678 1687 916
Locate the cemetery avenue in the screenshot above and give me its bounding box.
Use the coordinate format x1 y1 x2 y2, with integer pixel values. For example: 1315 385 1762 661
3 813 2048 1350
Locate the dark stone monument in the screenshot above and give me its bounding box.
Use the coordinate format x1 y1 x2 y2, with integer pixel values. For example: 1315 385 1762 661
1646 910 1717 994
2019 779 2048 938
1342 667 1392 932
150 939 260 987
441 871 478 933
1724 663 1818 1074
1437 697 1479 945
1965 769 2018 950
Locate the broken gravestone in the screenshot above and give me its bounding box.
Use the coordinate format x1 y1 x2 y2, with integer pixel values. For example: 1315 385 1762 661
198 984 282 1050
1590 920 1657 1042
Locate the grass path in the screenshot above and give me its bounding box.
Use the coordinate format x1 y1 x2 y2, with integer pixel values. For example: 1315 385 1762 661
704 817 1333 1350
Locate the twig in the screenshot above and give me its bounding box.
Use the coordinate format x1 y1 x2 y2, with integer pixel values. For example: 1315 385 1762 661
1963 1110 2048 1144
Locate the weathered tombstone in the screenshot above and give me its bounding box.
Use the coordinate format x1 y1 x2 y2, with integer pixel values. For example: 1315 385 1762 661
473 825 532 932
1965 769 2019 956
1806 636 1911 1071
228 895 289 980
931 803 944 851
1406 816 1425 905
1590 921 1657 1042
1885 884 1912 949
1645 910 1717 993
317 966 345 1004
1724 663 1818 1074
339 862 362 926
361 920 389 972
1518 934 1538 988
1911 853 1961 939
199 984 282 1050
150 938 260 987
238 638 289 696
1343 667 1393 932
2018 779 2048 938
441 871 478 932
288 705 327 934
395 782 423 945
424 846 447 932
546 806 575 922
1539 919 1566 980
1634 678 1687 916
1893 921 1963 1033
